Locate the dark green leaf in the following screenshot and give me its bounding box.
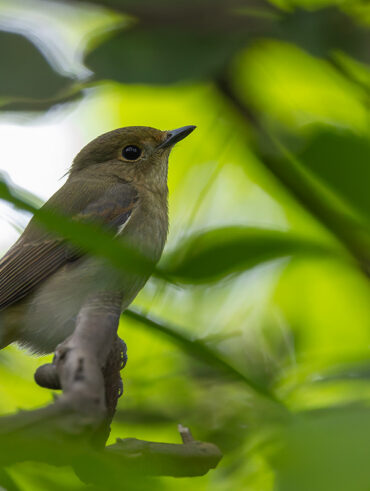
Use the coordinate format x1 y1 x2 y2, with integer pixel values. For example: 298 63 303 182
299 126 370 226
0 175 155 278
0 88 83 113
0 30 76 108
0 468 22 491
280 7 370 65
86 27 247 85
85 0 278 85
0 177 339 285
162 226 338 283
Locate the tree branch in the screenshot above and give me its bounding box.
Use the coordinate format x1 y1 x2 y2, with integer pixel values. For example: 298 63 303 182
0 298 222 481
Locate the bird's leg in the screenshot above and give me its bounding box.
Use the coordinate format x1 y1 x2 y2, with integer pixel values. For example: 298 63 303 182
91 335 127 448
35 334 127 394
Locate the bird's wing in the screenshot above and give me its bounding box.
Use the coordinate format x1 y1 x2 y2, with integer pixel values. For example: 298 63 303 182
0 182 138 310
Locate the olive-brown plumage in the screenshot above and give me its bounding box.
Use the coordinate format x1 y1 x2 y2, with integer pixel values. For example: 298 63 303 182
0 125 195 353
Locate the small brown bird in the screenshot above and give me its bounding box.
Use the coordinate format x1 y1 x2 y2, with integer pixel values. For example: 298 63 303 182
0 125 195 354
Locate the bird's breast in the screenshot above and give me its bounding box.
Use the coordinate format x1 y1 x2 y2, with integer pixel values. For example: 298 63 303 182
120 189 168 263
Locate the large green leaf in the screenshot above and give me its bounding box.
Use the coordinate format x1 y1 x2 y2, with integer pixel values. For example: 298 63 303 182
298 126 370 226
83 2 370 86
162 226 339 283
0 30 77 109
1 177 340 285
85 0 278 85
0 175 155 277
280 7 370 64
270 406 370 491
86 27 246 85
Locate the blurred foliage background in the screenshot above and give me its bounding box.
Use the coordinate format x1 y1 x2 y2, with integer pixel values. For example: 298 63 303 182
0 0 370 489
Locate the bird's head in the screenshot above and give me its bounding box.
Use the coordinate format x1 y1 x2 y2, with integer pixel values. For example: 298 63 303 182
71 125 196 189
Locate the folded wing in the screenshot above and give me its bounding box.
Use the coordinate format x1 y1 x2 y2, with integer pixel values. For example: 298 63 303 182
0 182 138 310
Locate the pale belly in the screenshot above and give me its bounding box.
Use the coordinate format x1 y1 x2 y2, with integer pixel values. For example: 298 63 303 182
2 255 148 354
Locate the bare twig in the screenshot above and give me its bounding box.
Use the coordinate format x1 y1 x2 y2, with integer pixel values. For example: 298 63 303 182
178 424 194 444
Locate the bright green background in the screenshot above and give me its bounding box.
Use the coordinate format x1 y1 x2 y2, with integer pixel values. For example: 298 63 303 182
0 0 370 489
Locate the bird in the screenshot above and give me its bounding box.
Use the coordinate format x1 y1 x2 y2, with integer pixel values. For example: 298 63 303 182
0 125 195 354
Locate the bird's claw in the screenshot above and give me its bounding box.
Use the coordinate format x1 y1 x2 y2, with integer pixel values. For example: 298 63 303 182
118 337 128 370
118 377 124 398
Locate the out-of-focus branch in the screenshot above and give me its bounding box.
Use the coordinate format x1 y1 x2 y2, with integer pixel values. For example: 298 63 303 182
215 74 370 276
101 426 222 478
0 420 221 482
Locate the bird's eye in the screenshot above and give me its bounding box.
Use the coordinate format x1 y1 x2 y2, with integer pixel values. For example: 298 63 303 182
122 145 142 161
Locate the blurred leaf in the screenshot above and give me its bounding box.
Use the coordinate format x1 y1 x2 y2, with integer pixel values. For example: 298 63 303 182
0 176 340 285
86 27 246 85
270 406 370 491
0 431 155 489
233 39 367 131
84 2 370 87
0 174 155 277
313 361 370 383
0 88 83 113
280 7 370 64
162 226 339 283
0 468 22 491
0 30 77 110
124 308 286 406
79 0 278 25
85 0 278 85
298 126 370 226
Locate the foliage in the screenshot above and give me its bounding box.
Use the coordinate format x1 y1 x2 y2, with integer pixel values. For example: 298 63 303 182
0 0 370 489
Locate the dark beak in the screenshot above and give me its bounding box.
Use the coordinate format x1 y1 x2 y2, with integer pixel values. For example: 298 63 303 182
158 125 196 149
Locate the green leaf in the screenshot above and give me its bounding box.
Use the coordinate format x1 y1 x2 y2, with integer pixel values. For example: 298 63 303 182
280 7 370 65
162 226 339 283
0 31 76 109
0 175 155 278
270 406 370 491
85 3 370 87
298 126 370 227
0 468 22 491
86 27 247 85
0 177 338 285
124 308 284 405
85 0 278 85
